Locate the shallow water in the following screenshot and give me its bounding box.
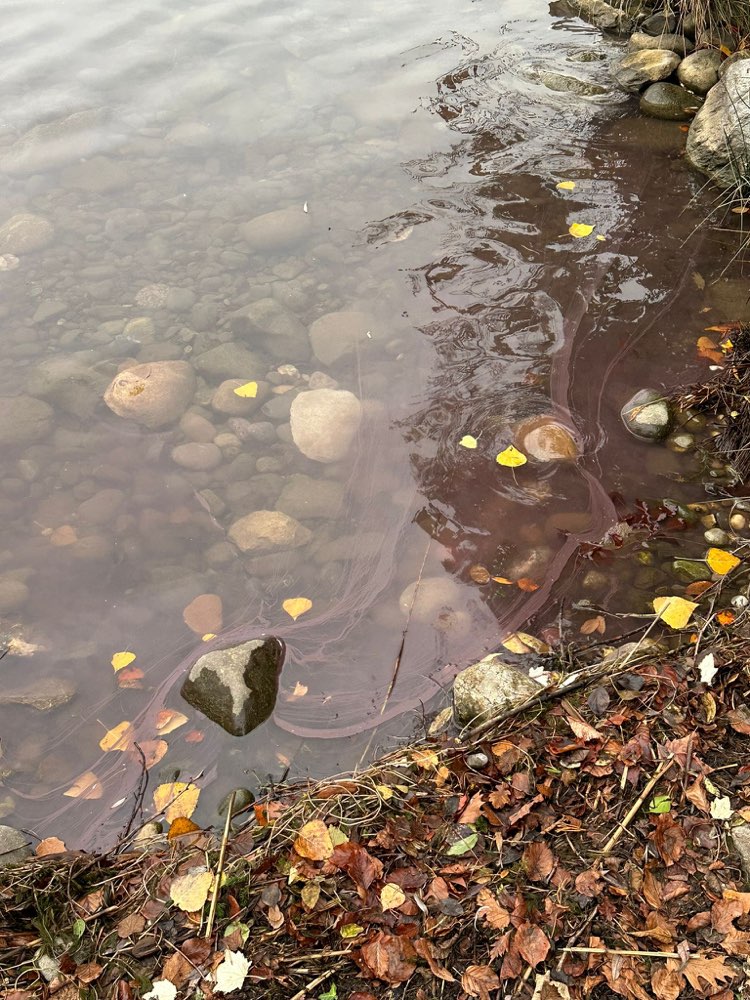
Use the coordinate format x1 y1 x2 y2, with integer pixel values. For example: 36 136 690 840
0 0 739 846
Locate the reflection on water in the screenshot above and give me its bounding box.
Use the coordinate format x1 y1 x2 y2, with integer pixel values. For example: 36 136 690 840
0 0 735 846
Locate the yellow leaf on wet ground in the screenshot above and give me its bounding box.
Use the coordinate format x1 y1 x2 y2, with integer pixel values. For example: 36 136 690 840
64 771 103 799
288 681 308 700
459 435 478 449
706 547 741 576
653 595 699 630
153 781 201 823
169 867 214 912
283 597 312 621
569 222 594 238
380 883 406 911
36 837 66 856
111 650 136 672
233 381 258 398
496 445 527 468
556 180 576 191
155 709 189 735
294 819 333 860
99 720 134 752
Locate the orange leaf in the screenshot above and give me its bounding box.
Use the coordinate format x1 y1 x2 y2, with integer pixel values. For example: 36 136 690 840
168 816 202 841
116 665 144 688
580 614 605 635
685 580 713 598
517 577 540 592
184 729 205 743
182 594 223 635
131 739 168 770
50 525 78 546
36 837 66 856
294 819 333 861
717 610 736 626
155 709 188 735
64 771 103 800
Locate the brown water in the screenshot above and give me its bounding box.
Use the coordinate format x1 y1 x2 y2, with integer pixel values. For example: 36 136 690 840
0 0 740 847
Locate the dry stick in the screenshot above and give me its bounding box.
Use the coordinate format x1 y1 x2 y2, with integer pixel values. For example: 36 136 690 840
205 790 235 940
599 758 676 857
562 946 680 959
289 964 339 1000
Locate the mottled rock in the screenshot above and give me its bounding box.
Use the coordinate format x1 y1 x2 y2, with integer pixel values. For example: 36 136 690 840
398 576 474 634
640 82 702 120
276 474 346 520
0 677 76 711
290 388 362 463
731 824 750 882
309 311 372 366
241 208 311 252
228 510 311 552
228 418 277 445
0 213 54 254
611 50 682 94
0 396 53 447
517 417 579 462
628 31 693 56
621 388 674 441
686 62 750 188
135 283 170 308
678 48 722 94
180 637 284 736
0 825 31 866
453 654 545 726
718 50 750 79
103 361 196 429
171 442 223 471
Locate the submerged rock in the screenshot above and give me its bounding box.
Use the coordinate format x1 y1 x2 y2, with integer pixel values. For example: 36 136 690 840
181 637 284 736
0 110 103 175
611 50 681 94
290 388 362 463
103 361 196 429
517 417 579 462
453 653 544 726
0 825 31 867
309 311 373 366
241 208 311 253
538 72 608 96
620 388 674 441
0 396 53 447
0 677 76 711
228 510 312 552
686 61 750 188
639 82 702 121
26 355 108 420
0 213 54 254
678 49 722 95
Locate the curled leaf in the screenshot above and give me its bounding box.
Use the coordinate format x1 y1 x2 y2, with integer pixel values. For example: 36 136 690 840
556 180 576 191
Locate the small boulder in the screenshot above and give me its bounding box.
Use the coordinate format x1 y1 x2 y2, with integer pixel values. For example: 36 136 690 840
0 395 53 447
0 213 54 254
627 31 693 56
211 379 269 416
0 577 29 612
639 82 702 120
0 825 31 866
309 311 373 366
193 343 265 380
517 417 579 462
228 510 312 552
621 388 674 441
453 654 544 726
26 355 108 420
181 637 285 736
0 110 102 175
103 361 196 429
538 72 608 96
611 50 681 94
398 576 474 635
241 208 311 252
290 388 362 463
0 677 76 711
640 11 677 34
171 442 223 471
678 49 722 95
276 474 346 520
686 61 750 188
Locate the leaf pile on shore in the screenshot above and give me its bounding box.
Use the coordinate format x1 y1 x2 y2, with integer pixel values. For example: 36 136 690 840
3 617 750 1000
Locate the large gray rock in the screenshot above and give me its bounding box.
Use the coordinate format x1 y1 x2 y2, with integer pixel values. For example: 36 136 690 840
686 61 750 188
453 654 544 726
0 213 54 254
0 825 31 866
678 49 722 95
627 31 693 56
611 50 681 94
640 82 702 121
103 361 196 429
181 637 284 736
0 395 54 447
241 208 311 252
290 388 362 463
26 355 108 419
621 388 674 441
0 110 103 175
228 509 312 552
309 311 372 366
231 298 309 362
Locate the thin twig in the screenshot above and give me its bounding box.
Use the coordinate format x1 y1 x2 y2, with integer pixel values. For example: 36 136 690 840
205 791 235 940
289 964 340 1000
599 758 676 856
562 946 680 959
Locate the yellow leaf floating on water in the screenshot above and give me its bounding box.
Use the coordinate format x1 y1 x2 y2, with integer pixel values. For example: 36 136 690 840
556 180 576 191
111 651 136 673
153 781 201 823
99 720 133 752
233 381 258 398
283 597 312 621
380 883 407 911
569 223 594 238
459 435 478 449
706 547 741 576
496 445 527 468
653 595 699 630
202 633 216 641
595 234 606 242
169 867 214 912
64 771 103 800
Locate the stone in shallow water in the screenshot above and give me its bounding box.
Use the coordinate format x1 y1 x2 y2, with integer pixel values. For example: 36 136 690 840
0 825 31 866
453 654 544 726
687 62 750 189
0 395 53 447
639 82 702 121
611 50 681 94
290 388 362 463
0 213 54 254
241 208 311 252
538 71 608 96
620 388 674 441
0 677 76 711
181 637 284 736
627 31 693 56
309 311 373 366
228 509 312 552
103 361 196 429
517 417 579 462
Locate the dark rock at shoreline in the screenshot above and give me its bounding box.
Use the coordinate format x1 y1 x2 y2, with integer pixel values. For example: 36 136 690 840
621 388 674 441
611 50 682 94
640 82 702 120
640 11 677 35
686 61 750 188
180 637 285 736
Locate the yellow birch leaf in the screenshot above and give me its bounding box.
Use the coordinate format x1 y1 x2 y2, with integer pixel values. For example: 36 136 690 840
496 445 527 468
294 819 333 860
556 181 576 191
169 868 214 912
381 883 407 911
99 720 134 752
111 650 136 672
375 784 394 800
706 547 741 576
569 222 594 238
64 771 103 800
459 435 478 449
233 381 258 398
653 595 699 630
202 633 216 641
283 597 312 621
153 781 201 823
340 923 364 938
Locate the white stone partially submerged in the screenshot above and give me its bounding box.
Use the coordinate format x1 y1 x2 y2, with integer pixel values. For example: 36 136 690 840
290 388 362 463
453 653 545 726
103 361 196 429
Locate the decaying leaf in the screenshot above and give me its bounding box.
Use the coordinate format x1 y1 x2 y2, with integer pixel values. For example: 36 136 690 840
64 771 103 800
459 435 478 449
143 981 177 1000
169 867 213 912
155 709 188 735
476 888 510 930
152 782 200 823
282 597 313 621
182 594 223 635
522 840 556 881
213 950 250 993
380 883 406 911
653 596 698 630
515 922 551 966
360 931 416 984
294 819 333 861
99 720 134 752
461 964 500 1000
682 955 733 992
501 632 550 655
580 614 606 635
35 837 66 857
469 565 491 584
